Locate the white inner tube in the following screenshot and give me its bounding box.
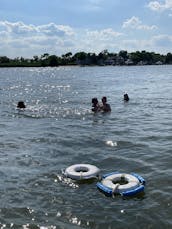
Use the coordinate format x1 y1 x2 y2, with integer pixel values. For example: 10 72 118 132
102 173 140 193
64 164 100 180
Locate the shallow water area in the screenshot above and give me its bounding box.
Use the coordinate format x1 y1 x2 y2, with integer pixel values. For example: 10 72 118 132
0 66 172 228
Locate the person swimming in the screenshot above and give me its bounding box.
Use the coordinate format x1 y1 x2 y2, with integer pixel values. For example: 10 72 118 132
124 93 129 102
17 101 26 109
101 96 111 112
91 97 101 112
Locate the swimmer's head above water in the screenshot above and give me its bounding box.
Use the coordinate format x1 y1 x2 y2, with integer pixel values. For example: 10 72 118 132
17 101 26 109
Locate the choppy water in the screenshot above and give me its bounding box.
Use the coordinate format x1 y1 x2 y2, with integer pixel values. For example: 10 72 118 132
0 65 172 229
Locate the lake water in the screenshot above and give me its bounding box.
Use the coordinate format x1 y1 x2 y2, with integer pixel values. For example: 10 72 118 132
0 65 171 229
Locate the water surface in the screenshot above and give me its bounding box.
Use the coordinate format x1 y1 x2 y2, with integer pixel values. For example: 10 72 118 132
0 65 172 228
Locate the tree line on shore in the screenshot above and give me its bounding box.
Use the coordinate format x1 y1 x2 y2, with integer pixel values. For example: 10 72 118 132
0 50 172 67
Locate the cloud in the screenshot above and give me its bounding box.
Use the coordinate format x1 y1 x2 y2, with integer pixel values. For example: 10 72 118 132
74 28 123 53
0 20 76 57
152 34 172 46
70 28 123 54
120 39 153 52
37 23 74 36
147 0 172 12
0 21 74 37
117 35 172 54
0 20 170 58
122 16 157 30
86 28 123 41
0 21 37 35
0 20 124 57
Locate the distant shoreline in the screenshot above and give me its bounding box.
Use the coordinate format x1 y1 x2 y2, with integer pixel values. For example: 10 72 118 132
0 50 172 67
0 63 172 68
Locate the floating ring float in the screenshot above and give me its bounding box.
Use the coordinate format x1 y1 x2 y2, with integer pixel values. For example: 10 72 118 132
64 164 100 180
97 172 145 197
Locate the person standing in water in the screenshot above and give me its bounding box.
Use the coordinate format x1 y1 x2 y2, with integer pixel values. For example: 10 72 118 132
91 97 101 113
101 96 111 112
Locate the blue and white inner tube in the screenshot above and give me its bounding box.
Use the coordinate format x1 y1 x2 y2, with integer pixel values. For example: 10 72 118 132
64 164 100 180
97 172 145 197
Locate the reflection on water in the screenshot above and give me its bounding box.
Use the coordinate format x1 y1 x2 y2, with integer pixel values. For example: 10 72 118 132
0 66 172 228
13 106 90 119
105 140 117 147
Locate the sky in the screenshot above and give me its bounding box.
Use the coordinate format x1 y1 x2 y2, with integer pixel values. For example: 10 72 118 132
0 0 172 58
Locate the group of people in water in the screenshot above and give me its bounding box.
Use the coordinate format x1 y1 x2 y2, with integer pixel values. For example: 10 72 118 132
17 93 129 113
91 93 129 113
91 96 111 113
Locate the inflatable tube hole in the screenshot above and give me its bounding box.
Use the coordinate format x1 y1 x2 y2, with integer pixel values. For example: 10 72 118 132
112 178 128 185
75 167 89 173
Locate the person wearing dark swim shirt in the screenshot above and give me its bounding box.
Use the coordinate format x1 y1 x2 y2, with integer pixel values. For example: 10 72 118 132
124 93 129 102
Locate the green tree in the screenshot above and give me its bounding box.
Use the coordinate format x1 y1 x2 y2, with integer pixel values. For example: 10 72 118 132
61 52 73 65
165 52 172 64
87 53 97 65
0 56 10 63
130 51 143 64
33 55 39 62
72 52 88 64
41 53 49 60
62 52 72 59
118 50 128 61
48 55 59 66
